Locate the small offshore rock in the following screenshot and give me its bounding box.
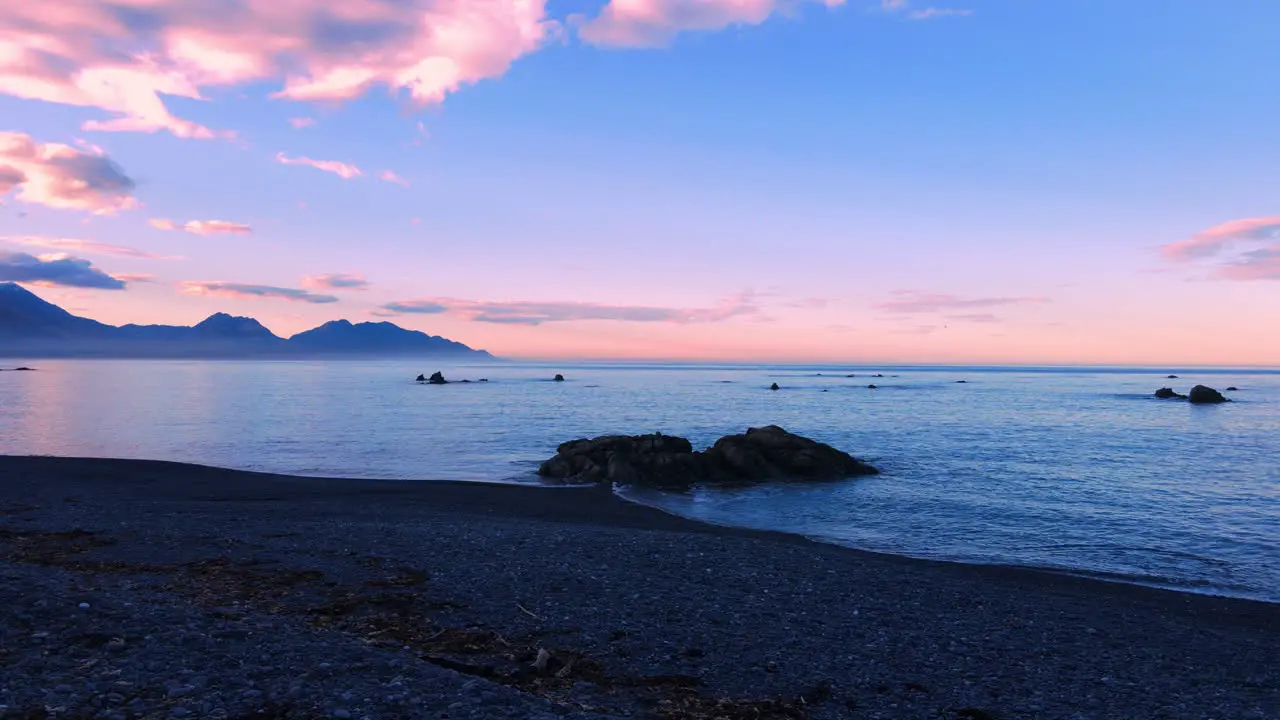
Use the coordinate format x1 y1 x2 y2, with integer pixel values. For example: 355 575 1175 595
1226 386 1239 392
1154 388 1184 400
427 371 447 385
770 383 780 391
867 384 878 389
1188 385 1228 404
554 374 565 382
415 374 426 382
1167 374 1179 379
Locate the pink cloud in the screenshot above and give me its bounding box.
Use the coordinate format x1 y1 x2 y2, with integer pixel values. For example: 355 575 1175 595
908 7 973 19
2 235 174 259
180 280 337 304
875 291 1048 313
149 218 253 236
275 152 362 179
380 293 760 325
379 170 411 188
302 273 369 291
289 117 316 129
0 2 558 139
578 0 845 48
113 273 157 283
0 131 137 214
1162 217 1280 261
1215 245 1280 281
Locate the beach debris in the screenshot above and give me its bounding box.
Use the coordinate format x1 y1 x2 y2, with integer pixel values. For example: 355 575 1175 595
517 603 543 620
532 648 552 674
770 383 780 391
427 371 447 385
538 425 878 490
1154 388 1185 399
1188 385 1229 404
554 374 565 382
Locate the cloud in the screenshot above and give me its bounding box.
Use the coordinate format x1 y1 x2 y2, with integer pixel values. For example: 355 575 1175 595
2 235 173 259
180 281 338 304
276 152 362 179
0 131 136 214
875 291 1048 314
289 117 316 129
0 1 558 139
1215 245 1280 281
379 293 760 325
302 273 369 291
946 313 1001 323
149 218 253 236
0 251 125 289
379 170 410 187
1162 217 1280 261
113 273 157 283
578 0 845 48
380 300 448 315
907 7 973 19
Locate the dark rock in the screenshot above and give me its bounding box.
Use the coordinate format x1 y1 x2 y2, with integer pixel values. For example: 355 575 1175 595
480 378 489 382
1167 375 1179 379
846 374 856 378
415 374 426 382
770 383 780 391
1188 385 1228 404
1154 388 1184 399
956 380 968 384
554 374 565 382
1226 386 1239 392
873 374 884 378
538 425 877 490
428 371 447 385
1 367 36 371
867 384 878 389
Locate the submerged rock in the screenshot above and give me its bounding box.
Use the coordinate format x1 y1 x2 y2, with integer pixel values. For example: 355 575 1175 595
1154 387 1185 399
956 380 968 384
770 383 780 391
1167 375 1179 379
428 371 447 385
1226 386 1239 392
554 374 565 382
1188 385 1228 404
867 384 878 389
538 426 877 490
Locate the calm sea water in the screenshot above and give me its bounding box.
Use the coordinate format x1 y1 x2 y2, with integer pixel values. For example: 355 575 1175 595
1 359 1277 602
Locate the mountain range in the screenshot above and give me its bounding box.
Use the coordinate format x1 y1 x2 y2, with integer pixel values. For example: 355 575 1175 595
0 283 493 359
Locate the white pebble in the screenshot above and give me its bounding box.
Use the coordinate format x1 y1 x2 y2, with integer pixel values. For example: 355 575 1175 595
78 602 91 609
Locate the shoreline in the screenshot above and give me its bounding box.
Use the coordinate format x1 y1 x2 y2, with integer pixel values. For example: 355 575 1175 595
2 455 1278 719
13 452 1272 608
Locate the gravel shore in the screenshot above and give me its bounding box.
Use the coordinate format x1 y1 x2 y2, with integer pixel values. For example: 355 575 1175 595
1 456 1277 720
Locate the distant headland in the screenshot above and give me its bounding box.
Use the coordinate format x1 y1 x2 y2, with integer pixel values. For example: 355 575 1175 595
0 282 494 360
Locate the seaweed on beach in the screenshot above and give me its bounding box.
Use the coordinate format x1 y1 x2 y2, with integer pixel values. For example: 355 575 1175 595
1 532 820 719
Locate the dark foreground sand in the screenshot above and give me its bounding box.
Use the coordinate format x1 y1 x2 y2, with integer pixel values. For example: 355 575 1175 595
1 457 1276 720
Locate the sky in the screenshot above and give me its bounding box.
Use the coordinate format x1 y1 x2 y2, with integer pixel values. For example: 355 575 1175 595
0 0 1278 365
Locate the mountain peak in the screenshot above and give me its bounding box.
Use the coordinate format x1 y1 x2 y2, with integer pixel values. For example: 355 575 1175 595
193 312 280 340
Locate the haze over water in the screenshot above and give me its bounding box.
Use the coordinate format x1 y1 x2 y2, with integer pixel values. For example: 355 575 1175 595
2 360 1277 603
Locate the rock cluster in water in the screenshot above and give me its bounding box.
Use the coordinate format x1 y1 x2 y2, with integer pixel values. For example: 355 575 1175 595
538 425 878 491
1154 385 1230 404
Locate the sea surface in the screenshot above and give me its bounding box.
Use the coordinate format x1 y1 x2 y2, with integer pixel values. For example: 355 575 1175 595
1 359 1277 602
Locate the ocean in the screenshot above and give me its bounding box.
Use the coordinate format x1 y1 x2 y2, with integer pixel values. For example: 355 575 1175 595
1 359 1277 602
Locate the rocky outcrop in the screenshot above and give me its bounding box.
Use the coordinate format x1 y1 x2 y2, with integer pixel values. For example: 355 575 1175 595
1154 388 1185 399
1188 385 1228 404
538 426 878 490
1226 386 1239 392
554 374 565 382
1167 375 1179 379
770 383 780 391
427 371 447 385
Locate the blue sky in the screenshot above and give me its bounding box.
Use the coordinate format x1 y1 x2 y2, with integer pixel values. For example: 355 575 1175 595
1 0 1278 363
